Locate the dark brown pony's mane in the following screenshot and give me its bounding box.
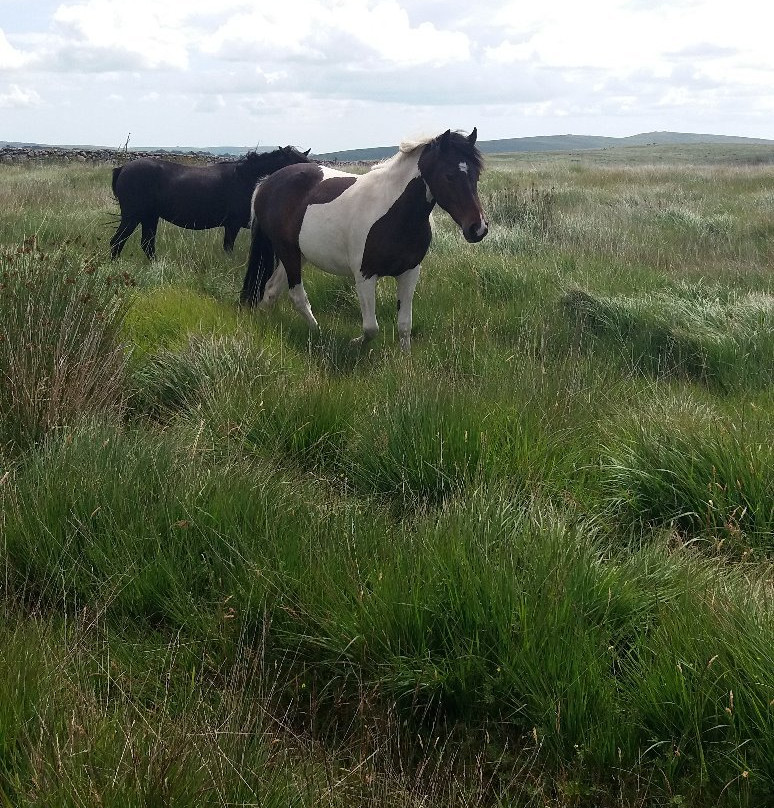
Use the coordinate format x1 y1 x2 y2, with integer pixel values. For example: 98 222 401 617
237 145 310 167
233 146 312 182
398 130 483 173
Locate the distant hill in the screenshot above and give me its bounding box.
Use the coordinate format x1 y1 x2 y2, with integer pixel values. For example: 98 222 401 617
3 132 772 161
316 131 774 162
1 140 57 149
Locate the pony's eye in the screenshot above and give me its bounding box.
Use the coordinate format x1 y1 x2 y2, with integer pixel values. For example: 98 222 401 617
445 172 456 182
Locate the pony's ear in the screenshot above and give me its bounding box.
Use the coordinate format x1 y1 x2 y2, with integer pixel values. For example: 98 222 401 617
438 129 452 151
468 127 478 145
303 148 311 156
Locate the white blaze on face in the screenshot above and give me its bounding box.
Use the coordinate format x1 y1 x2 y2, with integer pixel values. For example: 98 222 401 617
459 161 469 174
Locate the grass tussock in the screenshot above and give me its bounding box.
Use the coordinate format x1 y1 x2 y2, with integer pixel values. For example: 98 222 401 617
0 239 129 453
482 184 558 240
602 408 774 553
562 283 774 389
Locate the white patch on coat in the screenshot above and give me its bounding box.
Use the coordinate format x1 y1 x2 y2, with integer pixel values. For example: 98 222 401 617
298 149 424 279
459 161 469 173
319 165 352 181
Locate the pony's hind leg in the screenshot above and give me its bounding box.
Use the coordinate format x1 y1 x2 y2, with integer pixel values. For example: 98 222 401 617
140 217 159 260
353 273 379 345
286 271 318 331
110 216 139 258
396 265 421 351
261 262 289 307
277 248 318 331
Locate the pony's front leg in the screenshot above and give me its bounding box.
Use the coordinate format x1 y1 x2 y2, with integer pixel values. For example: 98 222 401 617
396 265 421 352
353 274 379 345
223 222 240 253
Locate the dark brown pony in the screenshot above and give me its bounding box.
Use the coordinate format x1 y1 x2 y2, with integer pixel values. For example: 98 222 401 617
241 129 487 350
110 146 311 259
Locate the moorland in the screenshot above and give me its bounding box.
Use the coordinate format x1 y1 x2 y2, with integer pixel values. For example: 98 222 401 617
1 142 773 807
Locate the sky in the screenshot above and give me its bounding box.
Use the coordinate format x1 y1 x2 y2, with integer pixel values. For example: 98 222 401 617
1 0 772 152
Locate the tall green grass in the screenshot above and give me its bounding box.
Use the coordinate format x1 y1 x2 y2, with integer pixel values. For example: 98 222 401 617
2 148 774 807
602 407 774 553
5 420 774 802
0 240 129 454
563 283 774 389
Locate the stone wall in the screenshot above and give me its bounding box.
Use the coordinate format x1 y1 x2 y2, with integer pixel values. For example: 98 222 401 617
0 145 371 169
0 146 227 166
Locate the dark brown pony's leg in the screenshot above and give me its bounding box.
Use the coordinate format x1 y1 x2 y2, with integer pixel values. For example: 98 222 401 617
223 222 240 253
110 216 139 259
140 217 158 260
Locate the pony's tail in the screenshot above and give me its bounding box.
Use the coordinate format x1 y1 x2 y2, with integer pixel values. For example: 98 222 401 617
111 166 122 198
240 220 275 307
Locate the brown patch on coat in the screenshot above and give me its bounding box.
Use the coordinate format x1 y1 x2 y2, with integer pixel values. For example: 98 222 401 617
360 176 435 279
252 163 325 287
309 176 357 205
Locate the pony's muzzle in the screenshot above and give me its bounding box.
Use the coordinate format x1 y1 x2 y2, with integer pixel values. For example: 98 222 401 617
464 218 488 243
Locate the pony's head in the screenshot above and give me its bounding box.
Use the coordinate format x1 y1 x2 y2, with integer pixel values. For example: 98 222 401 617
418 128 488 243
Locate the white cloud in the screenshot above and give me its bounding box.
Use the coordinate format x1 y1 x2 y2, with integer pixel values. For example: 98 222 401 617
330 1 470 66
0 83 41 108
0 27 28 68
0 0 772 149
51 0 192 69
203 0 469 68
194 93 226 113
483 40 533 65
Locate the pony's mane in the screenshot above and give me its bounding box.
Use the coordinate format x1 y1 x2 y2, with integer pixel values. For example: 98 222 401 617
370 130 483 173
238 145 308 165
439 130 485 172
399 134 436 154
236 149 268 165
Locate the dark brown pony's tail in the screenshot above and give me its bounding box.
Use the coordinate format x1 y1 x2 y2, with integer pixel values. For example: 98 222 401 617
111 166 123 198
240 221 275 306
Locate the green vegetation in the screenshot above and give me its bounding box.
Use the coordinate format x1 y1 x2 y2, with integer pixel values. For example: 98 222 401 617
1 144 773 807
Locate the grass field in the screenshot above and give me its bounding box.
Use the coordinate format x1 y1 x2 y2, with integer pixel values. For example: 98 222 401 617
1 143 773 807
